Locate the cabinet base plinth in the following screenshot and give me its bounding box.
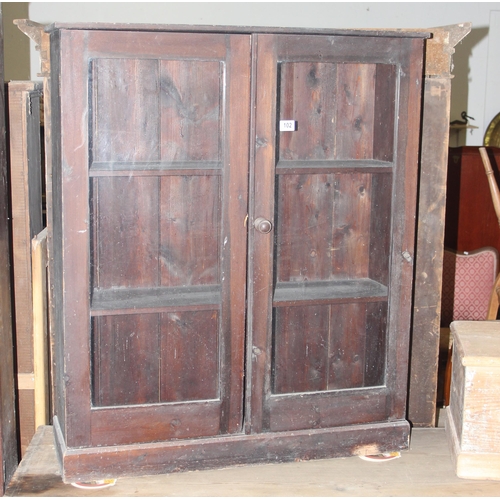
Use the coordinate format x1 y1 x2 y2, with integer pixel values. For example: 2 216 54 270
53 416 410 483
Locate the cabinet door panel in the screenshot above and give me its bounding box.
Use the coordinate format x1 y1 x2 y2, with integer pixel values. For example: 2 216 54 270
59 30 250 446
249 34 423 433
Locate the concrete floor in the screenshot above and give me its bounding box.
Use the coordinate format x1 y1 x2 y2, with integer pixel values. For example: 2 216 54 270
5 409 500 497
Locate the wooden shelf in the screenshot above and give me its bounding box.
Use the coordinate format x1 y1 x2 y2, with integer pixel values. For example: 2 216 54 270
91 284 221 315
89 161 222 177
275 159 393 175
273 278 388 306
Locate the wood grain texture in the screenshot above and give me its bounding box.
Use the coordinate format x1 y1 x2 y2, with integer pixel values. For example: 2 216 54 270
41 24 429 482
32 228 49 430
160 310 219 402
250 33 423 438
407 77 451 427
53 416 410 483
8 81 44 457
52 29 251 454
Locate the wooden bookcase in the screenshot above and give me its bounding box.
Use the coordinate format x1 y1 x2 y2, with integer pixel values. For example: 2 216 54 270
23 22 430 482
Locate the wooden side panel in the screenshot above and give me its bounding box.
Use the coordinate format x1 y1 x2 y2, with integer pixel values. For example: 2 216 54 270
408 77 451 427
364 302 388 387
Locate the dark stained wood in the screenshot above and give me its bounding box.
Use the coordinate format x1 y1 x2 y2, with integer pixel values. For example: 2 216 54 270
408 78 452 427
159 175 220 286
335 63 376 160
31 21 433 482
0 8 19 492
373 64 396 162
160 310 219 402
247 33 278 434
332 172 372 278
92 314 161 407
93 176 160 288
278 62 336 161
364 302 388 387
48 27 251 457
92 58 160 163
384 38 424 421
268 388 390 432
220 34 252 435
273 279 387 305
329 303 367 389
407 24 471 428
249 33 424 439
160 60 220 162
91 285 221 314
45 22 430 38
273 305 330 394
53 415 410 483
89 403 222 447
368 173 392 285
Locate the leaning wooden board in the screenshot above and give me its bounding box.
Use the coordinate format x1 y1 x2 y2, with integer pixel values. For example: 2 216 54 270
8 81 44 456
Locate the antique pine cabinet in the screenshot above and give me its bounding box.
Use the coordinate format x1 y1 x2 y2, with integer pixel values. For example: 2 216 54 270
34 22 428 481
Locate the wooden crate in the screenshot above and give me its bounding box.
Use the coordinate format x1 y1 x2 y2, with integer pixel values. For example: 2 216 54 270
446 321 500 480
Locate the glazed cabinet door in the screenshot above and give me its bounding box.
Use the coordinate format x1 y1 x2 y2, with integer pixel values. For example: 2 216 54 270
247 34 424 433
56 29 251 447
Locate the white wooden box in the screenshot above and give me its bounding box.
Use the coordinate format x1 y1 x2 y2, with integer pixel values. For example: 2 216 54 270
446 321 500 481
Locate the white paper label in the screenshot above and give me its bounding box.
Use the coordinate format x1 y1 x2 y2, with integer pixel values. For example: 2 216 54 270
279 120 297 132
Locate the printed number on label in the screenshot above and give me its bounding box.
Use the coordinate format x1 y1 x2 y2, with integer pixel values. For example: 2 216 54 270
280 120 297 132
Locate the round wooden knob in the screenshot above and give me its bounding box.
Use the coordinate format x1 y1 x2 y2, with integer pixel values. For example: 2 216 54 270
254 217 273 234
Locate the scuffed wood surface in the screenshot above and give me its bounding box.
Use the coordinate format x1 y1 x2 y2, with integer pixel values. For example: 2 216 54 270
6 423 500 496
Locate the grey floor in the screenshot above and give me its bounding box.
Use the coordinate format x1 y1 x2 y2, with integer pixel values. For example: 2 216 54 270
5 410 500 497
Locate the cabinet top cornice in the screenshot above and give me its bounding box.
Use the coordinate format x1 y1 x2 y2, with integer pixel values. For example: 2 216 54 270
41 22 431 39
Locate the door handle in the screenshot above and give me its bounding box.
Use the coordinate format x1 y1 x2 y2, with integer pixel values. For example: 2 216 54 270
254 217 273 234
